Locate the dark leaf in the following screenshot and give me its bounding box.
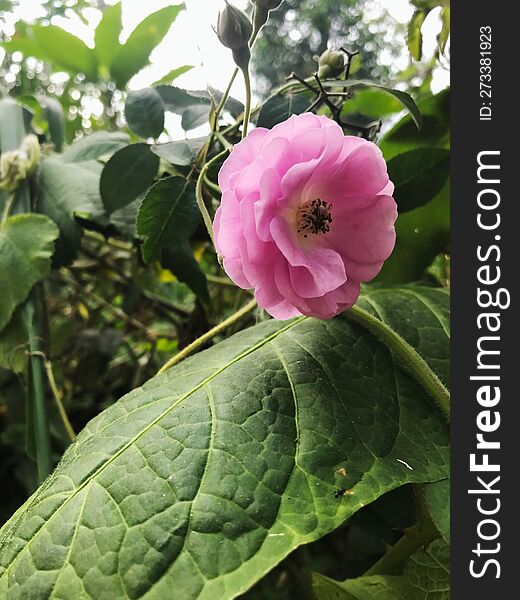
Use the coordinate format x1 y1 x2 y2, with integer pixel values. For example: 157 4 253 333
125 88 165 139
257 94 309 128
161 243 209 303
387 148 450 213
39 96 65 152
137 176 200 263
100 143 159 213
39 158 105 265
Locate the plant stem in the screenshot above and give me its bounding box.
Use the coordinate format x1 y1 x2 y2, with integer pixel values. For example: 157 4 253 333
1 192 15 223
206 273 237 287
364 524 438 576
23 298 52 483
365 484 439 576
158 299 257 374
44 359 76 442
241 67 252 139
195 149 229 248
346 304 450 422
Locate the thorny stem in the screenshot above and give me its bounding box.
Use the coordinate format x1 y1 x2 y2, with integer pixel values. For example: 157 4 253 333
158 299 257 374
347 305 450 422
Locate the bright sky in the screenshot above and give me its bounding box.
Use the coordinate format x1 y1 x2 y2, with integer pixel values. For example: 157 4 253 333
1 0 449 135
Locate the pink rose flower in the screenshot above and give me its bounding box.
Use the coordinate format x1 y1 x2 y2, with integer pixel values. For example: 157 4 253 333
213 113 397 319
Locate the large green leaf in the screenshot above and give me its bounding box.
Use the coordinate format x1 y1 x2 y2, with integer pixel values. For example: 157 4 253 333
39 157 104 265
125 88 165 139
94 2 123 67
312 538 450 599
0 286 449 599
137 176 199 263
19 25 97 80
100 144 159 213
110 5 184 89
0 214 59 333
387 148 450 213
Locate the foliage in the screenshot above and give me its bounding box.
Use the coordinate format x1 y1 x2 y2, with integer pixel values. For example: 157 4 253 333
0 1 450 598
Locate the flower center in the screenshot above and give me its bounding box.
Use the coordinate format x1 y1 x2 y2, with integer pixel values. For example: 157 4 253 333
296 199 333 239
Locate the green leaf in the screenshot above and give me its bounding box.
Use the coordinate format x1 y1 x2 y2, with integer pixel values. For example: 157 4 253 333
137 176 199 263
341 89 404 119
408 10 428 61
380 89 450 160
32 24 97 80
39 157 104 265
155 85 210 113
0 214 59 333
94 2 123 67
387 148 450 213
151 137 207 167
125 88 165 139
181 105 210 131
100 143 159 213
110 4 184 89
357 285 450 386
312 538 450 599
0 286 449 598
62 131 129 163
438 7 450 54
257 94 309 129
424 479 449 543
152 65 194 86
345 82 422 131
38 96 65 152
0 98 27 153
161 243 209 303
376 180 450 284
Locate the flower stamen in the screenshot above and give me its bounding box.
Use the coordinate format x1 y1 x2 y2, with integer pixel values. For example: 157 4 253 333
297 199 333 238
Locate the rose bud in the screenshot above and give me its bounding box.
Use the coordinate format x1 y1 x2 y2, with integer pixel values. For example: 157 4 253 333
217 1 253 50
318 49 346 79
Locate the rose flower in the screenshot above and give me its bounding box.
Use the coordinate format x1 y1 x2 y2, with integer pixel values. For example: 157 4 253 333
213 113 397 319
